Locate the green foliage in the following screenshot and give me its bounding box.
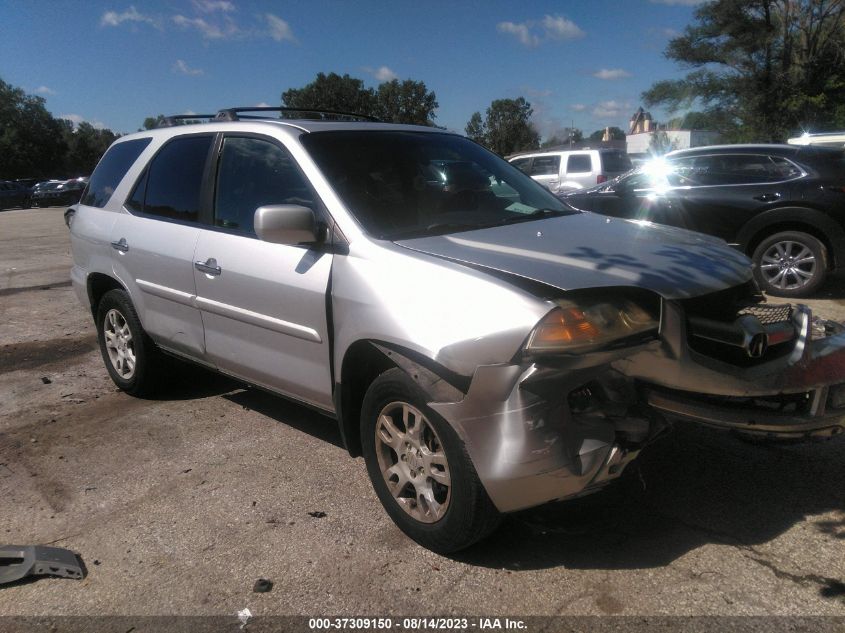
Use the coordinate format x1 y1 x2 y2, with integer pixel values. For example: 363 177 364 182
465 97 540 156
643 0 845 141
375 79 438 125
0 78 67 178
648 131 677 156
587 126 626 141
281 72 438 124
542 128 583 147
61 121 118 177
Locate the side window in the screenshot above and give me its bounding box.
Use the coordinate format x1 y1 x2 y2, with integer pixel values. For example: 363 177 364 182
690 154 775 185
128 135 213 222
530 155 561 176
567 154 592 174
511 158 531 174
767 156 803 180
214 136 315 236
83 138 152 208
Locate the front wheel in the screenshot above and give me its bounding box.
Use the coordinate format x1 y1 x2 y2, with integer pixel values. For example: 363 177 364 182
752 231 827 298
360 368 500 553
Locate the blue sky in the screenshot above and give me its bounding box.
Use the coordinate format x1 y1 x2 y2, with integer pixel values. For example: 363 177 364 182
1 0 705 137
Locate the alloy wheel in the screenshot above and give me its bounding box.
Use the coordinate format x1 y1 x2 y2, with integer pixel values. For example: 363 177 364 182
759 240 817 291
374 401 451 523
103 308 136 379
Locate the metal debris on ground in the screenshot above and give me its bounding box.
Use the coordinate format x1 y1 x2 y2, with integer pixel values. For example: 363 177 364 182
0 545 84 585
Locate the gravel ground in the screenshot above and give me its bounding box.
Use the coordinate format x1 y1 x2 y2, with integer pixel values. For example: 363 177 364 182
0 207 843 623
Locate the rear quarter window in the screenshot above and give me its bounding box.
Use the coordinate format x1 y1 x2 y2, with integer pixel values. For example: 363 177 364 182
600 152 632 173
566 154 592 173
81 138 152 208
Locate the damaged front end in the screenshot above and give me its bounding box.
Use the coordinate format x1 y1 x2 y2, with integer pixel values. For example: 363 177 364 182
424 283 845 514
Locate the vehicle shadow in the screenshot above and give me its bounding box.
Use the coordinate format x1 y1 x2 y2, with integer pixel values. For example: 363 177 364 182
455 423 845 580
223 388 345 450
815 273 845 301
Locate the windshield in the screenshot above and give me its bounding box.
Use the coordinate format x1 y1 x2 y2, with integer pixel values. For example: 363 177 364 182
300 130 575 239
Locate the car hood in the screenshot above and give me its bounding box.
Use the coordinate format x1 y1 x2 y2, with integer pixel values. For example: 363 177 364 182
395 212 752 300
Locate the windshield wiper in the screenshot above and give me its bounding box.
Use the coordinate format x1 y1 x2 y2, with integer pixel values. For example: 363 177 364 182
499 208 573 225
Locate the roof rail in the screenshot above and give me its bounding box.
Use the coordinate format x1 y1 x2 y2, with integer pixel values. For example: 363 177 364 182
157 114 216 128
214 106 380 123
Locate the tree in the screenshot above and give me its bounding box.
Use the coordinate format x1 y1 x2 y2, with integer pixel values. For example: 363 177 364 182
62 122 118 176
375 79 438 125
587 126 626 141
542 127 583 147
649 130 676 156
282 72 376 117
643 0 845 142
465 97 540 155
0 78 67 178
281 72 439 124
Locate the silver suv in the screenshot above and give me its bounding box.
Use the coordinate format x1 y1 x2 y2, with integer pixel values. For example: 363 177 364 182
68 108 845 553
509 148 632 193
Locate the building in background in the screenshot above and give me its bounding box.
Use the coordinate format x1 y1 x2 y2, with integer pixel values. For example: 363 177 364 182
626 107 721 157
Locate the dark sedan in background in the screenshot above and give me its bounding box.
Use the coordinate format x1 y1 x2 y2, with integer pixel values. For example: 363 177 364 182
0 180 31 210
563 144 845 297
30 177 88 208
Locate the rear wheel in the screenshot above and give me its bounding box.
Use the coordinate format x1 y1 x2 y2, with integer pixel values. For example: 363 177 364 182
361 368 500 553
752 231 827 297
95 289 162 396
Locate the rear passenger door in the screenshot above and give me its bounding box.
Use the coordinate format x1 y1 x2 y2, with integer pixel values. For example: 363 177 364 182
111 134 214 360
528 155 561 192
563 153 594 190
192 134 334 410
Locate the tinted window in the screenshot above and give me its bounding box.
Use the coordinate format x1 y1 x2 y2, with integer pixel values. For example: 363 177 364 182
511 158 531 173
302 131 570 239
82 138 152 208
567 154 592 173
214 136 315 235
129 135 212 222
686 154 781 185
530 155 560 176
600 152 632 173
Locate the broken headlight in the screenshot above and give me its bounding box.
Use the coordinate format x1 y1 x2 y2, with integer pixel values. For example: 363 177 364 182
525 296 658 355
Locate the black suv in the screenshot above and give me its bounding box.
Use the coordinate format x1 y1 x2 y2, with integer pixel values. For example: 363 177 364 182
562 144 845 297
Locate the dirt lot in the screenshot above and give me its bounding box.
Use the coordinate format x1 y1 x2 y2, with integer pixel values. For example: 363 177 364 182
1 207 844 622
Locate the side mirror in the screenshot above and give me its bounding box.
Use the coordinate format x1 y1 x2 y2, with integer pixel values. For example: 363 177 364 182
254 204 319 245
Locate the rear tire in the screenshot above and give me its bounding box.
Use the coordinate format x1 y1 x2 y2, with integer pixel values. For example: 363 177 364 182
360 368 500 553
95 289 162 397
752 231 827 298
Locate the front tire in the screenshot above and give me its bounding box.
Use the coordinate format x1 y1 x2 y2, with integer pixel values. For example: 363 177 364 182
95 289 162 396
752 231 827 298
361 368 500 553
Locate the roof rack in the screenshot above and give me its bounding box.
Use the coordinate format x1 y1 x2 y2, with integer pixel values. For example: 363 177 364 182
157 114 216 128
213 106 380 123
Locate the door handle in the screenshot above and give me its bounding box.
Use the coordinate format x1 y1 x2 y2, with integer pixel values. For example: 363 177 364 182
110 238 129 253
194 258 221 276
754 192 781 202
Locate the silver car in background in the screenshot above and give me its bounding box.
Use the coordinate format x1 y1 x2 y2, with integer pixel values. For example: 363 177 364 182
509 148 632 193
67 108 845 553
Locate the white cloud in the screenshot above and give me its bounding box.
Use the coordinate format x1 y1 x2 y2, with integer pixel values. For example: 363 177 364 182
172 59 204 76
265 13 296 42
570 103 587 112
650 0 707 5
592 100 631 119
497 14 584 47
497 21 540 47
192 0 235 12
593 68 632 80
172 14 237 39
59 114 106 130
100 6 159 28
541 15 585 40
255 102 271 108
363 65 398 81
34 86 56 95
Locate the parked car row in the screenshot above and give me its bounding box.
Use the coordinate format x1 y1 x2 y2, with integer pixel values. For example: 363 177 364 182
0 177 89 211
510 144 845 298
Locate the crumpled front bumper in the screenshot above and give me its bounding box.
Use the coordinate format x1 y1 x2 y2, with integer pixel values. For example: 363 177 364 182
428 301 845 514
617 302 845 439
